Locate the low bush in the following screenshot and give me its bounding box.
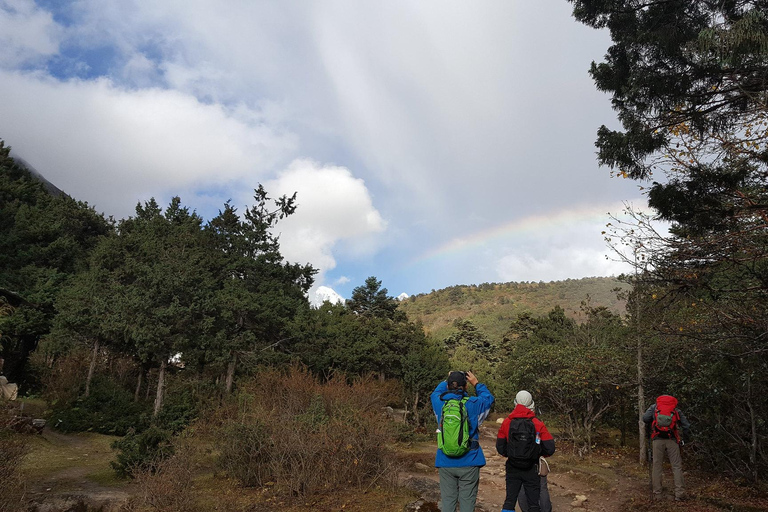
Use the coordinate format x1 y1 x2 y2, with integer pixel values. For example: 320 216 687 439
0 403 28 512
119 444 195 512
51 375 150 435
155 378 220 434
214 365 397 496
111 425 175 478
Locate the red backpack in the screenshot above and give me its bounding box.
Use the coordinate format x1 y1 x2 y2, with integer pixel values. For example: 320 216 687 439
652 395 680 441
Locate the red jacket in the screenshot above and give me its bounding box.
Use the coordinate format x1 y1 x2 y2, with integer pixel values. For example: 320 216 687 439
496 404 556 458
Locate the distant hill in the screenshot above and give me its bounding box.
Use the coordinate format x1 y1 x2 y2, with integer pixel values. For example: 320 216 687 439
9 153 67 197
399 276 629 342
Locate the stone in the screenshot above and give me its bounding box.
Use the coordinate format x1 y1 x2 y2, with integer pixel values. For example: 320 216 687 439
400 476 441 503
403 499 440 512
570 494 588 507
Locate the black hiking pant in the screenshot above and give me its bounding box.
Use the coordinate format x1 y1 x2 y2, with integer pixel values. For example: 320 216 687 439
502 463 540 512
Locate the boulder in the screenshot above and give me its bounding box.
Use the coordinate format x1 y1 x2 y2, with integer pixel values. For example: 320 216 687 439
401 476 441 503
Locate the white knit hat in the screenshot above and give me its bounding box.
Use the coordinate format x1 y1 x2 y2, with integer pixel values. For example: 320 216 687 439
514 390 535 412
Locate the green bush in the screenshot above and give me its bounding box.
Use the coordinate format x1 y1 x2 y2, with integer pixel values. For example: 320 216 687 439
111 425 175 478
51 376 149 435
156 378 220 434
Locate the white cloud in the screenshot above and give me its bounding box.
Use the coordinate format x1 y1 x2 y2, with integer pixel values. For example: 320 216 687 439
0 0 61 67
493 206 640 283
496 248 629 283
265 159 386 280
0 71 296 219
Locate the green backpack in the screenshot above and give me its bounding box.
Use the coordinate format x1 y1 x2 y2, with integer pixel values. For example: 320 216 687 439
438 395 471 457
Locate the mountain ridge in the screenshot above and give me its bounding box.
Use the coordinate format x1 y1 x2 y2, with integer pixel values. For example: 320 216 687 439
399 276 628 342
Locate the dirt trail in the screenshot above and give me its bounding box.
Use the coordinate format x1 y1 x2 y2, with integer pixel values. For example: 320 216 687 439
403 422 647 511
23 427 130 509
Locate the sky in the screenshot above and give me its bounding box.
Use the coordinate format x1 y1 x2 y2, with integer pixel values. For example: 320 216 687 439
0 0 648 303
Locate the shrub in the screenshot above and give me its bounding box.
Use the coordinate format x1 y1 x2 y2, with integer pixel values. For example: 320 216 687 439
155 378 220 434
119 445 195 512
217 420 272 487
214 365 397 496
0 404 28 512
111 425 174 478
51 375 150 435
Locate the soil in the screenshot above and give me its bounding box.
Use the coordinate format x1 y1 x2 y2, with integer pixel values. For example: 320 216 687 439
399 422 655 512
22 427 130 511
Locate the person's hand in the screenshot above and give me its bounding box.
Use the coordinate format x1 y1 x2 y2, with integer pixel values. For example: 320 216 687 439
466 370 479 387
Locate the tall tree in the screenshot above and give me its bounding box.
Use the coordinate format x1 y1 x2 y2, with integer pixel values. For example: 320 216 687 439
573 0 768 478
205 187 315 393
346 276 402 320
0 140 112 385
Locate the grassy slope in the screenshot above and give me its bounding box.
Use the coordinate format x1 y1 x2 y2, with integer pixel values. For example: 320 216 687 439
399 276 629 341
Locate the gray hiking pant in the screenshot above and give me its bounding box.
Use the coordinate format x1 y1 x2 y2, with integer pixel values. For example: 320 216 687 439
652 438 685 499
438 466 480 512
518 475 552 512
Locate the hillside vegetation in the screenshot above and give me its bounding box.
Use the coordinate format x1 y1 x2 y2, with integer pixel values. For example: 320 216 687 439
399 277 629 341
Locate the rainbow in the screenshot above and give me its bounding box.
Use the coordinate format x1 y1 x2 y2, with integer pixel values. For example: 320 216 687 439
409 202 634 267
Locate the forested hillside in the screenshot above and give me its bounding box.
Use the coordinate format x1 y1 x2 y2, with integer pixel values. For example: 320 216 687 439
399 277 628 341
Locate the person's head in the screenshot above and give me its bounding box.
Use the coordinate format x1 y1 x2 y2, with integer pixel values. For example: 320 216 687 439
514 390 535 412
447 371 467 392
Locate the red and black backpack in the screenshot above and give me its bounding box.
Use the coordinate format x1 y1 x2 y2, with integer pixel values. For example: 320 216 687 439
652 395 681 442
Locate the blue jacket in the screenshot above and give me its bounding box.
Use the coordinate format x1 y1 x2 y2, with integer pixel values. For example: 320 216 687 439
431 380 495 468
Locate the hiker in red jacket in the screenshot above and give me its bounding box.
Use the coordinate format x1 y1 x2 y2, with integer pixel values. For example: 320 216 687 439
496 390 555 512
643 395 691 501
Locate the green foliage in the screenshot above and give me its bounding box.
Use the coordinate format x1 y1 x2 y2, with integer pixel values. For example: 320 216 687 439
203 193 315 388
288 279 428 381
0 140 111 387
110 425 175 478
499 305 632 453
401 340 450 425
571 0 768 478
346 276 402 320
569 0 768 181
155 378 221 434
51 376 150 435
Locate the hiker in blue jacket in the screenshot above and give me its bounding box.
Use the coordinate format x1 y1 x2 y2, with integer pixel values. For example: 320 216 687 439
431 370 495 512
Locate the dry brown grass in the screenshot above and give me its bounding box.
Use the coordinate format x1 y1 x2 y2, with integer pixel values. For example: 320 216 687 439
0 403 28 512
211 365 400 497
120 444 196 512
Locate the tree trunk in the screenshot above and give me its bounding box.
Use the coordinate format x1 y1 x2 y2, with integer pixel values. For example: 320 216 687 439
134 365 143 402
635 273 647 464
85 338 100 398
153 358 167 418
637 335 647 464
413 391 420 426
225 352 237 394
747 373 758 482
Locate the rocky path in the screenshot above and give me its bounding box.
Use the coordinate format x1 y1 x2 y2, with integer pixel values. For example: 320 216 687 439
402 422 646 512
